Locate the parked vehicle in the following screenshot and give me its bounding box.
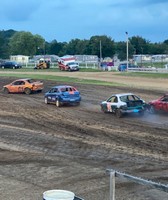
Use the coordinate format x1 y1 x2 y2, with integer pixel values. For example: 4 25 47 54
148 94 168 113
118 63 140 71
100 93 146 118
3 78 44 94
44 85 81 107
58 55 79 71
34 58 50 69
0 61 22 69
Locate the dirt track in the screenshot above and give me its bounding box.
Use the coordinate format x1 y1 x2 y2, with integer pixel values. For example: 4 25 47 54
0 74 168 200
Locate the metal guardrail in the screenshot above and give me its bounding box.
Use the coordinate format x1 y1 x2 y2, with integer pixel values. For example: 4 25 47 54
106 169 168 200
127 67 168 73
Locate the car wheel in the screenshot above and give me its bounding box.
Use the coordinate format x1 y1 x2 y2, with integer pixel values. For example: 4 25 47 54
2 66 4 69
24 88 31 95
44 97 48 104
149 105 156 114
56 99 60 107
3 87 9 94
12 66 15 69
115 109 122 118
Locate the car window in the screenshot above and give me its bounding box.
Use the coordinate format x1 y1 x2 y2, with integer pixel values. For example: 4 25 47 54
5 62 10 65
27 79 35 83
161 95 168 102
60 87 66 92
127 95 136 101
12 81 23 85
66 87 76 92
120 95 128 102
49 88 58 93
20 81 25 85
107 96 118 103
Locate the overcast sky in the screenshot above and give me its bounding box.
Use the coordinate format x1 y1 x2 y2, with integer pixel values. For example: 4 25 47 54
0 0 168 43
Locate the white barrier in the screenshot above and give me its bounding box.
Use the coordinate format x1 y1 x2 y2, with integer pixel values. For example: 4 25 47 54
43 190 75 200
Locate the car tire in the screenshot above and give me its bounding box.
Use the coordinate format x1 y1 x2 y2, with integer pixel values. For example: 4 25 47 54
56 99 60 107
149 105 156 114
12 66 15 69
44 97 48 104
3 87 9 94
115 109 122 118
24 88 31 95
2 66 4 69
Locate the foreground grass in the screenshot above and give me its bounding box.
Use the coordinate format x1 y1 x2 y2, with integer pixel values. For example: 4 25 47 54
0 73 124 87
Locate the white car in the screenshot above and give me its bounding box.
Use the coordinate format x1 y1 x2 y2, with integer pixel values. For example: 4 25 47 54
100 93 146 118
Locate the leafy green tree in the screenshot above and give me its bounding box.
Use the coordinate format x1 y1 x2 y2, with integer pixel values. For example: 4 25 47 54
9 31 45 56
65 39 89 55
47 40 66 56
0 29 16 59
129 36 150 55
86 35 115 58
115 41 126 61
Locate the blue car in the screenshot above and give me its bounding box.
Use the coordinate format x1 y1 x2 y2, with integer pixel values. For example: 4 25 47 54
118 63 140 71
44 85 81 107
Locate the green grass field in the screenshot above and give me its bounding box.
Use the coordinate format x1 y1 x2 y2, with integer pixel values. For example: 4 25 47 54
0 71 124 87
0 68 167 87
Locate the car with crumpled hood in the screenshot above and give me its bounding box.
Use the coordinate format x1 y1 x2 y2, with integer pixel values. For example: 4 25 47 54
101 93 146 118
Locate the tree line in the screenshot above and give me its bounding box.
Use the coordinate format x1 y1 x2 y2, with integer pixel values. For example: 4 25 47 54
0 29 168 61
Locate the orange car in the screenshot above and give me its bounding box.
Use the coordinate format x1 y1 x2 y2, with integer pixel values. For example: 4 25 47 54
3 78 44 94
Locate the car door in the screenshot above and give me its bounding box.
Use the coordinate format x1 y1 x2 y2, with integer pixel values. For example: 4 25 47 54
106 96 118 112
4 62 10 68
159 96 168 112
47 88 59 103
10 81 25 93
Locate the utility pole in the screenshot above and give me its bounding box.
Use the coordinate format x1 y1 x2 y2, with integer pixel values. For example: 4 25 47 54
43 40 45 59
100 40 102 62
126 32 128 70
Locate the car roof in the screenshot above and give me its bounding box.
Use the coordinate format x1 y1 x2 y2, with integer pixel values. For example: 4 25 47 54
52 85 73 88
13 78 31 81
112 93 135 97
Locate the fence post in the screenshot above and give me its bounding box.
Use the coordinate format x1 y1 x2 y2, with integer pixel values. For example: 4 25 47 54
110 171 115 200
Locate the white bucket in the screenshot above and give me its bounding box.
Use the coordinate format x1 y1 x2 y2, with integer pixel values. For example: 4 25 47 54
43 190 75 200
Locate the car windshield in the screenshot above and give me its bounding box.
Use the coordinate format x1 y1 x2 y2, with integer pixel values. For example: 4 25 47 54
68 62 77 65
11 61 17 64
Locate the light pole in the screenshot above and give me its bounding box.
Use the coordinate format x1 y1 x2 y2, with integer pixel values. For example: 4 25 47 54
141 47 143 67
100 40 102 62
126 32 128 70
43 40 45 59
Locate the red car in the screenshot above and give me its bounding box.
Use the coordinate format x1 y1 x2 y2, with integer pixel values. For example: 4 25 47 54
148 94 168 113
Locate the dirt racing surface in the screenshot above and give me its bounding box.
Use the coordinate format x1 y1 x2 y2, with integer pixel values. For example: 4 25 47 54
0 75 168 200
